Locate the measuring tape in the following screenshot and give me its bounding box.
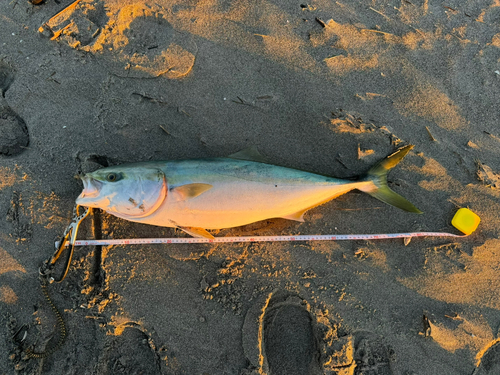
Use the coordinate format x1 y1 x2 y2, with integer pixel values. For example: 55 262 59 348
69 231 465 247
59 208 479 248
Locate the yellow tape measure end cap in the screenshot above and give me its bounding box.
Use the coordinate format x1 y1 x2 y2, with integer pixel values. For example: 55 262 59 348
451 208 480 235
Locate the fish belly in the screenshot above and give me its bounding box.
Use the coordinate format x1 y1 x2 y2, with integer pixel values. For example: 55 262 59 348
132 159 368 229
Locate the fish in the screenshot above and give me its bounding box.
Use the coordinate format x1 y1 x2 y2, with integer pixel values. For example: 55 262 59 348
75 145 422 239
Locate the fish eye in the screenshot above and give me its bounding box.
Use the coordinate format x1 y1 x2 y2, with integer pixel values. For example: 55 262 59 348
106 173 120 182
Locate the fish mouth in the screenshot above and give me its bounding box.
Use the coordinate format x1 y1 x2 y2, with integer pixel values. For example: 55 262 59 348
76 175 103 203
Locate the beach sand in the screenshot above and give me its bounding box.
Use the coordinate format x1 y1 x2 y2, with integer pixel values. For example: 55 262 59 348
1 0 500 374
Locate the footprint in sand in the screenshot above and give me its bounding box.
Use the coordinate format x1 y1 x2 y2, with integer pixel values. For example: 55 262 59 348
242 291 394 375
474 341 500 375
96 326 162 375
242 291 322 375
351 331 394 375
0 61 29 156
40 2 196 79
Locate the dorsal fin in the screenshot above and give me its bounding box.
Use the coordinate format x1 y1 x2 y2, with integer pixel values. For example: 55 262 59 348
228 147 268 163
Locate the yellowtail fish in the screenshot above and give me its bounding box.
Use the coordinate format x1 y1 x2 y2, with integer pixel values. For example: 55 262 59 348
76 145 421 238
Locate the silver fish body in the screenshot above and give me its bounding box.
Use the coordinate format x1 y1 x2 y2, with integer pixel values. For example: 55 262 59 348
76 146 421 238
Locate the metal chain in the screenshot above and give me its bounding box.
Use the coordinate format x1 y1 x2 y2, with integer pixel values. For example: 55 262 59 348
21 206 90 359
24 279 67 358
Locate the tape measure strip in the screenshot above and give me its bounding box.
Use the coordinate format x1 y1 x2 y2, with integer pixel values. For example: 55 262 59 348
70 231 465 247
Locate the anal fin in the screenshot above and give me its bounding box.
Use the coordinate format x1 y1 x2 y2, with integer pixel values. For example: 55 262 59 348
280 191 353 223
179 226 214 239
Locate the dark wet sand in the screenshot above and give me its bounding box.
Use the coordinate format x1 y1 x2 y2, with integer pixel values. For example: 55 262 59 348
1 1 500 374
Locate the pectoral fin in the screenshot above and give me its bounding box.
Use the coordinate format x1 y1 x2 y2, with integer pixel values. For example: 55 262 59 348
171 183 213 201
179 226 214 239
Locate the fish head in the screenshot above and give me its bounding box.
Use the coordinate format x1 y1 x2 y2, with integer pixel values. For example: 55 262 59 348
76 165 167 218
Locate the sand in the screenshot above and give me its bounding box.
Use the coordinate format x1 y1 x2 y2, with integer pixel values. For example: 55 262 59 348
1 0 500 374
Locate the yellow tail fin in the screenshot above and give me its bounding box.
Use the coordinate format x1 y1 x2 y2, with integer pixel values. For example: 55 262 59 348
359 145 422 213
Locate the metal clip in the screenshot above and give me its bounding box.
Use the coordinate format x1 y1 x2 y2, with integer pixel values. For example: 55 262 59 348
12 324 29 344
40 206 90 283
